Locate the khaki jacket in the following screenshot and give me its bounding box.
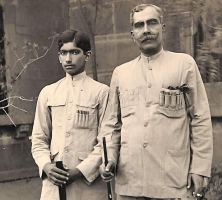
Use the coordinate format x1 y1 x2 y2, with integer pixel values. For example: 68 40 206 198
101 50 213 199
32 72 109 200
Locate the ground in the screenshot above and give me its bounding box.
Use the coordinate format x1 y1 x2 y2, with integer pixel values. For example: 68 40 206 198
0 177 41 200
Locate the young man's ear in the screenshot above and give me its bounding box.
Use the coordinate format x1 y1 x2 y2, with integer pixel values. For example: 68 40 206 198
85 51 92 62
58 57 62 63
58 52 62 63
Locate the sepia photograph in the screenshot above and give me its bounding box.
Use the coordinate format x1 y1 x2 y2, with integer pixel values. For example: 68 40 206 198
0 0 221 200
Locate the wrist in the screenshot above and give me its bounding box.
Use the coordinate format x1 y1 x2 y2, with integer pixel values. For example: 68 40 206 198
76 168 83 179
66 168 83 185
69 168 83 180
43 162 51 172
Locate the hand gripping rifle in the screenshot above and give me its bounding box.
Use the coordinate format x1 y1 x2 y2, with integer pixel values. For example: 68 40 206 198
56 161 67 200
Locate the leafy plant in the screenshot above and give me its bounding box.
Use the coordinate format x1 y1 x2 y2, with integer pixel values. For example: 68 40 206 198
196 44 219 83
0 33 59 125
203 164 222 200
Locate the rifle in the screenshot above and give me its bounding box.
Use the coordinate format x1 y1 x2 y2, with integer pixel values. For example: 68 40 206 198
102 137 113 200
56 161 67 200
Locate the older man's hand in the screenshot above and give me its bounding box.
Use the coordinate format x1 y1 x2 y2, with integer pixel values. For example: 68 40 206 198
99 161 115 182
187 173 208 198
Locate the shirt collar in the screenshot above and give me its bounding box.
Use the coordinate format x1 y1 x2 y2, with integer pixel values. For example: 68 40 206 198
66 71 86 82
140 48 164 63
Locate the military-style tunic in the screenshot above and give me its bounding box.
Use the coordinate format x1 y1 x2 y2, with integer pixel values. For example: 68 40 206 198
32 71 109 200
101 49 213 199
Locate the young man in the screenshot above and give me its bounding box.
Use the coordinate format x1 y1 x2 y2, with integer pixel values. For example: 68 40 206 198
99 4 213 200
32 29 109 200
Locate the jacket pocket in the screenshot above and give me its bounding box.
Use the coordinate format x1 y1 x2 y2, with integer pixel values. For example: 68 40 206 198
116 146 129 185
75 101 98 129
164 147 190 188
119 88 138 118
47 100 66 127
158 88 186 118
121 106 136 118
119 88 138 108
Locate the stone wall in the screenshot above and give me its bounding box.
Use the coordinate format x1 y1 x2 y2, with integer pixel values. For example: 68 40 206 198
0 0 69 182
0 0 69 126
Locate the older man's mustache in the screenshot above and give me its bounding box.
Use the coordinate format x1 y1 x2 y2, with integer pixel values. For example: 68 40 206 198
140 35 158 42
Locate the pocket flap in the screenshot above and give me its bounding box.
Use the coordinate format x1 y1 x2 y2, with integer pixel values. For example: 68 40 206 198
47 100 66 107
121 106 135 118
76 101 98 108
158 106 185 118
78 151 92 161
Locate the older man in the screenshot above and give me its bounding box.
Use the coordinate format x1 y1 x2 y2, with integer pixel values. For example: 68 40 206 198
99 4 213 200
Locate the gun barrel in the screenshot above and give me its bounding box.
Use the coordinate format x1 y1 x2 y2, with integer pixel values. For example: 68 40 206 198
102 137 113 200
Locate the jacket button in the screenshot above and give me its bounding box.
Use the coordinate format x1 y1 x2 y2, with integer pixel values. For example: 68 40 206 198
148 83 152 88
143 143 147 148
67 116 71 120
144 122 148 127
146 103 150 107
66 133 70 137
69 100 73 103
64 147 69 153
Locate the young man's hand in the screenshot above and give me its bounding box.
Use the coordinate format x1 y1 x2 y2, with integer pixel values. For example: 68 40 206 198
99 161 115 182
43 163 69 186
64 167 83 186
